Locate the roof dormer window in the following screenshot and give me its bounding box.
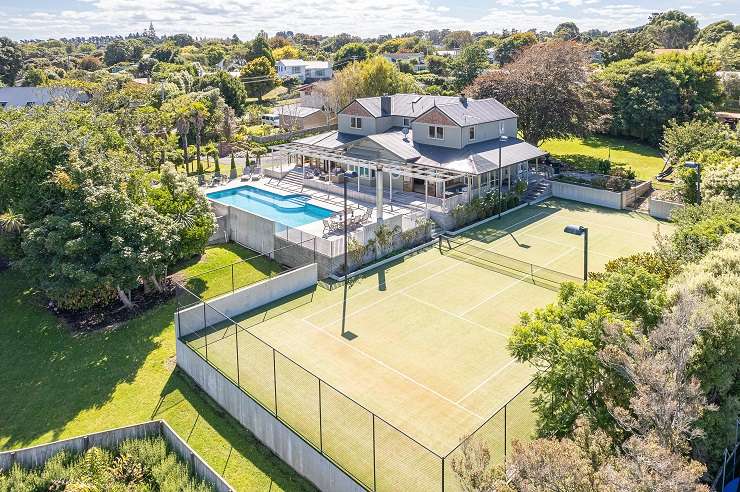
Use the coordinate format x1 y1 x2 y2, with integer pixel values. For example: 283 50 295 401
350 117 362 129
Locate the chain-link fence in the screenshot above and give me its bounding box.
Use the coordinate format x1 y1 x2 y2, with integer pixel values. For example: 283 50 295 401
175 282 538 491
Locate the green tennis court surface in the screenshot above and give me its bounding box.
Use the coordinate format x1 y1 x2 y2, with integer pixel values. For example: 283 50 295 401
183 199 670 459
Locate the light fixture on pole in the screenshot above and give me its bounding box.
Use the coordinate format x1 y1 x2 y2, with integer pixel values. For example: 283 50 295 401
684 161 701 205
564 225 589 281
498 134 508 219
341 169 358 338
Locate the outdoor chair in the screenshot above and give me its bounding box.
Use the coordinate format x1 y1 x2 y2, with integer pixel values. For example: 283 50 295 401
251 167 262 181
240 168 251 182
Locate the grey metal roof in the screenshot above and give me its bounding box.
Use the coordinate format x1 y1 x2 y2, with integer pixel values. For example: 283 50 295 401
347 129 544 174
275 104 322 118
434 99 517 126
0 87 89 108
294 130 363 149
365 132 421 161
350 93 516 125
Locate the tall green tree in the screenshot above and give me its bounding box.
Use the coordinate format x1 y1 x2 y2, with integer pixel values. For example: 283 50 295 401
240 56 280 102
0 37 23 86
334 43 369 67
450 45 489 90
554 22 580 41
646 10 700 49
246 36 274 64
468 41 611 146
104 40 131 66
197 71 249 116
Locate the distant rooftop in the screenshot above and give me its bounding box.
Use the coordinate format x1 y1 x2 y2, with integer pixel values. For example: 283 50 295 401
0 87 89 108
277 59 330 70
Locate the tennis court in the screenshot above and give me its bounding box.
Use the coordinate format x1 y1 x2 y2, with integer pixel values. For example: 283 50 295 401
180 199 670 489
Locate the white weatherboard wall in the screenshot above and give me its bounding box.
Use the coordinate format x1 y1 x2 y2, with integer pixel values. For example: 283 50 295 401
550 180 623 209
176 341 365 492
176 263 318 337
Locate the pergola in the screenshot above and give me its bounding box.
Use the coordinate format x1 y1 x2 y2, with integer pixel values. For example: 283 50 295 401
272 142 475 218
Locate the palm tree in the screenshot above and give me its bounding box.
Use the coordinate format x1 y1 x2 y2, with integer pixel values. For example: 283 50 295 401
191 102 208 176
0 210 24 235
174 108 191 174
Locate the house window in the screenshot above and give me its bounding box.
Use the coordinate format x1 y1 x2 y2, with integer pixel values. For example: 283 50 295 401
428 125 444 140
403 118 411 127
291 66 301 74
314 69 325 77
350 117 362 129
469 126 476 140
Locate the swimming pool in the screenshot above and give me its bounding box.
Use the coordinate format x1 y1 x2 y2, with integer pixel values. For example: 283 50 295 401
207 185 334 227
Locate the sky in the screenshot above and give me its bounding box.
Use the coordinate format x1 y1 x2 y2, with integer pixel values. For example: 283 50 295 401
1 0 738 41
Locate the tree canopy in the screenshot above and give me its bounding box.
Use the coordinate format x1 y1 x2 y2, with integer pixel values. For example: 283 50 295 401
467 41 611 146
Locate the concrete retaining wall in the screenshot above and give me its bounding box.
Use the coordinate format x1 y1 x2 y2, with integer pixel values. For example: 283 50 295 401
0 421 233 492
550 180 623 209
228 207 275 254
176 340 365 492
649 197 683 220
176 263 318 337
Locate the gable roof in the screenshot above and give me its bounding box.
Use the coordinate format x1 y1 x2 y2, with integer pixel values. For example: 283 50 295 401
275 104 322 118
343 94 517 125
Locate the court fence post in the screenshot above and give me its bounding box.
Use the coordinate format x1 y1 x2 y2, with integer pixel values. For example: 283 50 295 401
272 348 278 415
441 455 445 492
504 404 507 461
234 322 240 387
231 263 235 292
372 415 377 491
318 379 323 452
203 302 208 361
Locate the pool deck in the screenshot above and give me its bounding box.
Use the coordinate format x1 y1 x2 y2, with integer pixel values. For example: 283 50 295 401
203 177 414 241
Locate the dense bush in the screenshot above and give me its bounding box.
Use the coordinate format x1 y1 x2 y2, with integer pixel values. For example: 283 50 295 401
0 437 213 491
451 189 522 228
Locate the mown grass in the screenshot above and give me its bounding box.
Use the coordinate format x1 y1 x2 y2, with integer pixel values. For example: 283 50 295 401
0 244 314 492
541 135 667 187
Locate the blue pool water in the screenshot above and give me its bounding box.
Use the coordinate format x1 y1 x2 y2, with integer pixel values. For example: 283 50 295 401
207 185 334 227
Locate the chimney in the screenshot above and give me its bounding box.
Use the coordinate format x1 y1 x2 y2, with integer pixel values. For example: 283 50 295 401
380 94 392 116
459 93 467 105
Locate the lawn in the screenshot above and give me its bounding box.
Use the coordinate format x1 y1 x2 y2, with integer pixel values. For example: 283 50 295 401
0 244 314 492
541 135 667 186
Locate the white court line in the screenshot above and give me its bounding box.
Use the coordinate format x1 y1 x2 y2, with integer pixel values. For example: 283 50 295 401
400 292 509 340
313 262 460 325
456 358 519 404
301 317 485 420
517 232 618 260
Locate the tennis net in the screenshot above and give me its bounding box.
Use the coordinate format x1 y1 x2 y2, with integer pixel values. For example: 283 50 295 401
438 234 583 289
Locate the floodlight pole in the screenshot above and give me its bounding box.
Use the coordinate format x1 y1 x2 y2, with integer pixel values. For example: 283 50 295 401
582 227 588 281
498 134 507 219
342 173 349 336
341 170 357 337
564 225 589 281
685 161 701 205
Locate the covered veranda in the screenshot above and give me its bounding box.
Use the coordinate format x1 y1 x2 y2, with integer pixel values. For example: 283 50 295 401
272 142 476 217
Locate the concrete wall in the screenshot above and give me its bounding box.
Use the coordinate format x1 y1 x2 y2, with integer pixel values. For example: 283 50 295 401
0 421 234 492
649 197 683 220
228 206 275 254
176 263 318 337
550 180 623 209
176 340 365 492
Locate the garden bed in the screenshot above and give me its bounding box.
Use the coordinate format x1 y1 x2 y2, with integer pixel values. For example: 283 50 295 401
49 279 176 333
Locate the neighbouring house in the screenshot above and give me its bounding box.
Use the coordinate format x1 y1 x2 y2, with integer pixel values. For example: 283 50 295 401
0 87 90 109
382 53 428 72
275 104 332 130
436 49 459 58
275 59 333 83
298 81 331 109
275 93 546 219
